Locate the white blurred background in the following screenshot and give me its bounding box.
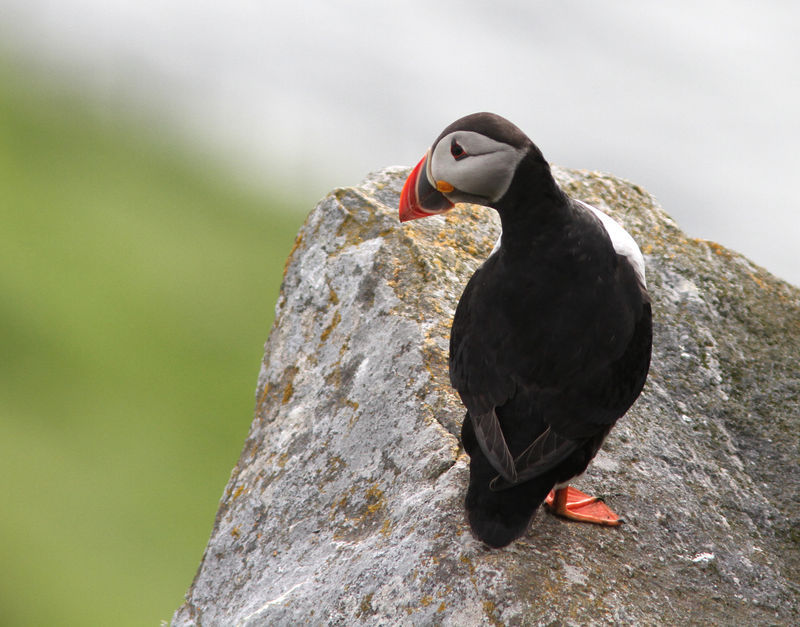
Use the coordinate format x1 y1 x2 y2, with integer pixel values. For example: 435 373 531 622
2 0 798 284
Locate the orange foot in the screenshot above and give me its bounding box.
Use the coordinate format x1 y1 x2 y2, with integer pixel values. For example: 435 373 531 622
544 486 622 526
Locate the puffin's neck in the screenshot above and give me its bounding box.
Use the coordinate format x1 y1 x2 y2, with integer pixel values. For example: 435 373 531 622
492 152 570 258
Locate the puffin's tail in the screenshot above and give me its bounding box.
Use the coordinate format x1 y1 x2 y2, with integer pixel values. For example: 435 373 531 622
461 413 552 548
465 481 548 548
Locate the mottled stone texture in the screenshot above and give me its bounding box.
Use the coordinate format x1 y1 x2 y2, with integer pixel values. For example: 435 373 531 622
173 167 799 626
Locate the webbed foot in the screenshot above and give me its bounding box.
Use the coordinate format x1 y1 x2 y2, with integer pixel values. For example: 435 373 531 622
544 486 622 526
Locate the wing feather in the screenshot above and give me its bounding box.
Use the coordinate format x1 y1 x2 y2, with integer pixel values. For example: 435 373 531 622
489 427 581 491
471 409 517 483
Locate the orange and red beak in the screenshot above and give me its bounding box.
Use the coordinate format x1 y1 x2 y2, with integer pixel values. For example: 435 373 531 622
399 151 454 222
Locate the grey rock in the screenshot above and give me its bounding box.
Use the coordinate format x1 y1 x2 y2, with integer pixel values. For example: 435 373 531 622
173 166 800 626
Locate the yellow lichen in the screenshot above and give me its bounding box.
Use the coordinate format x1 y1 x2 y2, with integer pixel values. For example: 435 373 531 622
357 593 374 618
327 455 345 473
327 279 340 305
283 232 304 278
282 380 294 404
320 310 341 342
460 554 476 575
364 484 385 516
748 272 767 290
483 600 503 627
256 382 270 414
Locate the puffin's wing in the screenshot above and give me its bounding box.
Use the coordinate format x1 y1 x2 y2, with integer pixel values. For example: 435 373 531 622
450 260 519 481
485 296 649 490
489 427 581 491
470 409 517 483
538 292 652 439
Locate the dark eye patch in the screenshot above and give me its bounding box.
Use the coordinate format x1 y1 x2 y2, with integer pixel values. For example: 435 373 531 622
451 139 467 161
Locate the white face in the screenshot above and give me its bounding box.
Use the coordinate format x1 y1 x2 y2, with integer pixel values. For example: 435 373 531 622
428 130 526 204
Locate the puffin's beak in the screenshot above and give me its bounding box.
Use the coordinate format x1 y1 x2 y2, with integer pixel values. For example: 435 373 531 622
399 151 454 222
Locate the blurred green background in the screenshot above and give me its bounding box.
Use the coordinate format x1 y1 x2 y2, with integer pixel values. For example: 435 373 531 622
0 62 305 625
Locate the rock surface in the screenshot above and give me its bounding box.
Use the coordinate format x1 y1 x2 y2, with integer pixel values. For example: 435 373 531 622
173 167 799 626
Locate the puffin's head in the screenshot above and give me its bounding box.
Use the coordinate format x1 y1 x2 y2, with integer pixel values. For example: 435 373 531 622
399 112 531 222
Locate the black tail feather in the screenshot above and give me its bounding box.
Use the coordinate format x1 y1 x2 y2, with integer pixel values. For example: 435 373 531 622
462 412 552 547
464 452 553 547
461 411 597 548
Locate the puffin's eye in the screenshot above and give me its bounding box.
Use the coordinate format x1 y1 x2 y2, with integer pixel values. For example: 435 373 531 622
451 139 467 161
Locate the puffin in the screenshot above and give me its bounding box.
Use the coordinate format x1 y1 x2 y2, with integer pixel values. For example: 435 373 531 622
398 112 652 548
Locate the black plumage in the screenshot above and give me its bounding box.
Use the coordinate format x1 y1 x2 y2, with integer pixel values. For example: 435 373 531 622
400 113 652 548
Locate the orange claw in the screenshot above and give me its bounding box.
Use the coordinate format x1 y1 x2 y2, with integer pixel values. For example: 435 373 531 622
544 486 622 526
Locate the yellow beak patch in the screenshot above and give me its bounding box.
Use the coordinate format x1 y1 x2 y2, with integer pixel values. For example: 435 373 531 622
435 180 455 193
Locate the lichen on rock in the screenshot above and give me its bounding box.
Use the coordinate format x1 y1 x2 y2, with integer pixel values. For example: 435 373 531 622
173 167 799 626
